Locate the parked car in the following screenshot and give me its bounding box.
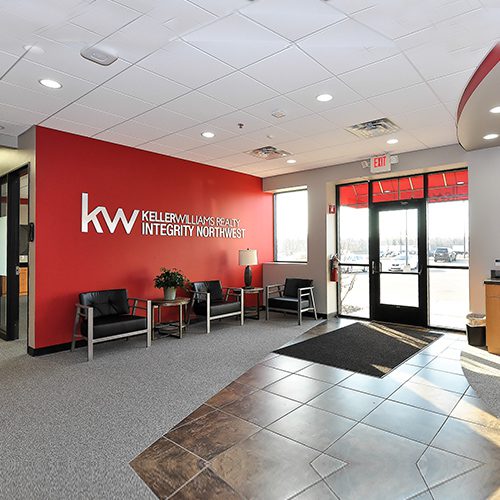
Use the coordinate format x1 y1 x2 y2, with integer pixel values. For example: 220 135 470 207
388 254 418 272
434 247 457 262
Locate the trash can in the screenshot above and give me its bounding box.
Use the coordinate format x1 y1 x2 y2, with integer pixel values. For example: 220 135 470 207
466 313 486 346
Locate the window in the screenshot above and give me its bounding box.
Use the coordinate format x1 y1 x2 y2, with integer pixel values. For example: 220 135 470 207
274 190 308 262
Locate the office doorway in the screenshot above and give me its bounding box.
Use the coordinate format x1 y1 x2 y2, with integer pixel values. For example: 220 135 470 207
337 169 469 330
0 165 30 342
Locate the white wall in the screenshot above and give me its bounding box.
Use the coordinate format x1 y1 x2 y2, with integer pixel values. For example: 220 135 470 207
263 143 500 317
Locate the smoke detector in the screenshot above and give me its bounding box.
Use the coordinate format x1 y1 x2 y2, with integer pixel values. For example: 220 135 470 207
346 118 400 139
246 146 292 160
81 46 118 66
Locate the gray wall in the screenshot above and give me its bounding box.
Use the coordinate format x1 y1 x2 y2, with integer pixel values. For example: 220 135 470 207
263 143 500 317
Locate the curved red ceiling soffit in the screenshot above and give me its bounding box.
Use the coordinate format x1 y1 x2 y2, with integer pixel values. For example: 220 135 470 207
457 43 500 151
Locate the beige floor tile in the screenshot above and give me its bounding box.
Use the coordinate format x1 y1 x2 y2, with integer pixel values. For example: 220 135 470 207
262 354 314 373
450 395 500 430
296 363 353 385
264 373 332 403
292 480 338 499
408 366 469 394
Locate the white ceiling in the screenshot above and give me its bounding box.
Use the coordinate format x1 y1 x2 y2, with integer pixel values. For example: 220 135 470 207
0 0 498 178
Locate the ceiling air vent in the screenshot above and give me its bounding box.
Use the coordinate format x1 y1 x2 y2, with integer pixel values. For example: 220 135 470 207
346 118 400 139
246 146 291 160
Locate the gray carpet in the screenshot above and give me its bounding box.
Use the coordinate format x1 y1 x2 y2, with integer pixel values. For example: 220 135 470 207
0 316 322 500
461 344 500 418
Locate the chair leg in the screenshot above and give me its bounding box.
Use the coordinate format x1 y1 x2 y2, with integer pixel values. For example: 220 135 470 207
87 309 94 361
240 291 244 326
298 304 302 326
146 300 152 347
310 291 318 320
206 293 211 333
265 288 269 320
71 309 79 352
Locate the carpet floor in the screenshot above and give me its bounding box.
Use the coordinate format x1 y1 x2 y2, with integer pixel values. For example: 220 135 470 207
274 322 441 377
0 316 322 500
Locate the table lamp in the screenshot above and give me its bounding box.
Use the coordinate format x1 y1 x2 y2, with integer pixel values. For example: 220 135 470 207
239 249 258 288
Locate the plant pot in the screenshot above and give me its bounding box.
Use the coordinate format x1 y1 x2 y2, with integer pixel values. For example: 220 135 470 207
164 287 176 301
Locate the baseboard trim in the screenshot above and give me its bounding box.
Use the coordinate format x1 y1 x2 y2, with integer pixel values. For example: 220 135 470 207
28 340 86 357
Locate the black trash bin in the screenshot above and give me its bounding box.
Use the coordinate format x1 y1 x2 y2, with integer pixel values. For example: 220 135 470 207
466 313 486 347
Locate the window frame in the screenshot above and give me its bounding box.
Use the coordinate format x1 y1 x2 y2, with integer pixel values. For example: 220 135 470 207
273 189 308 263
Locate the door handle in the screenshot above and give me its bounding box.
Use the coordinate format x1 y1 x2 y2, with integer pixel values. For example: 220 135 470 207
371 261 380 274
15 266 20 276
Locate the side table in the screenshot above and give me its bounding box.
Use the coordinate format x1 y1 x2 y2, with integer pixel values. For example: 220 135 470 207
232 287 263 320
151 297 191 339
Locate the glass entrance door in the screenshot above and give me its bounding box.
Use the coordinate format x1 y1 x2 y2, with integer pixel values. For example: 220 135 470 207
370 201 427 326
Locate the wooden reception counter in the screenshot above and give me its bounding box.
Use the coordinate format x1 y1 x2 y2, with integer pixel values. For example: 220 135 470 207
485 279 500 354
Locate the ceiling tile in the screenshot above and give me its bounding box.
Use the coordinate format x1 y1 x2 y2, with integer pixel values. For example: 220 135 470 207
152 133 207 150
339 54 423 98
51 103 125 130
320 100 384 129
286 76 362 112
352 3 433 39
139 40 233 88
405 41 492 80
245 125 301 144
133 106 198 132
70 0 140 36
0 50 19 76
368 83 441 115
105 66 190 105
184 14 289 68
22 37 131 85
0 102 47 125
279 114 336 137
36 22 101 47
214 135 267 153
2 59 96 101
329 0 381 14
111 0 159 13
243 46 331 93
298 19 399 75
139 141 184 156
311 128 363 147
40 116 103 137
76 87 154 119
102 120 166 143
0 33 29 57
207 111 271 134
0 81 69 115
189 0 254 16
185 142 233 160
392 104 455 130
199 72 278 108
427 68 474 104
243 0 346 41
210 153 255 168
408 123 458 148
274 136 323 154
164 92 235 122
94 16 176 63
93 130 144 147
244 96 311 124
149 0 216 35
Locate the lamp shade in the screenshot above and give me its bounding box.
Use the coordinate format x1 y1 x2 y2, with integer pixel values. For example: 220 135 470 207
239 249 258 266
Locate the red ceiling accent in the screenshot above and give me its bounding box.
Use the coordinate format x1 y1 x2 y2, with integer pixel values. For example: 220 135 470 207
457 42 500 121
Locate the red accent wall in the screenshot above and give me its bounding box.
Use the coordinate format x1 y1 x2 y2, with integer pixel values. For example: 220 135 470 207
34 127 273 349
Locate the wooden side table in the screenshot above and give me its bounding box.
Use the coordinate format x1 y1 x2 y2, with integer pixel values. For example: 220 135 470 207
232 287 263 320
151 297 191 339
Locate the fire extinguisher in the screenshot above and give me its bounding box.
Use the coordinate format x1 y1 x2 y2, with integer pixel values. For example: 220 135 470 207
330 254 339 282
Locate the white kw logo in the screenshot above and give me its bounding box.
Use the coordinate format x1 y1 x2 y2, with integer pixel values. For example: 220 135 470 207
81 193 139 234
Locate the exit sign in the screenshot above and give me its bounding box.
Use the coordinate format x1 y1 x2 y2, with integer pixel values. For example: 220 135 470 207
370 154 391 173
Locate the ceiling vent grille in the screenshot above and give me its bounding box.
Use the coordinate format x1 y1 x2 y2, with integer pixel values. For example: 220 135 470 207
246 146 292 160
346 118 400 139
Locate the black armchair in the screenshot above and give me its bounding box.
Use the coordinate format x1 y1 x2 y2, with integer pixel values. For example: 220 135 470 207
71 289 152 361
190 280 244 333
265 278 318 325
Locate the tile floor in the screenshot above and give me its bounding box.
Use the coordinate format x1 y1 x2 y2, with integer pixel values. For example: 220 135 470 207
130 321 500 499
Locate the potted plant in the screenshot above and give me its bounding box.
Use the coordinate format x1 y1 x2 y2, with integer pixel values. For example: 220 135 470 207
154 268 189 301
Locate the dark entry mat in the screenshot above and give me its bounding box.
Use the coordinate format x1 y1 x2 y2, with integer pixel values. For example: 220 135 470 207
274 322 442 377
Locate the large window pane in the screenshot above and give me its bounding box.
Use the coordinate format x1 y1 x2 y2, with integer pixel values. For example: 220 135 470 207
339 266 369 317
274 190 308 262
429 268 469 329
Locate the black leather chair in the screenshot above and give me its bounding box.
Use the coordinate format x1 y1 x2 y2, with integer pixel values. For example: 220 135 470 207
265 278 318 325
190 280 244 333
71 289 151 361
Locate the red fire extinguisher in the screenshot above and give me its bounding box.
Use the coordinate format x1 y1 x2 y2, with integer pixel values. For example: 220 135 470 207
330 254 339 282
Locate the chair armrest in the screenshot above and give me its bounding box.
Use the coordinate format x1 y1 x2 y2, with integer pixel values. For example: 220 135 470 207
128 297 150 313
266 284 284 297
75 303 92 319
298 287 314 298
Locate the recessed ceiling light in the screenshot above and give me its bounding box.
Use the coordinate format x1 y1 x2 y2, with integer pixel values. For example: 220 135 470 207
483 133 499 140
286 159 297 164
457 181 465 185
386 138 399 145
201 131 215 139
39 79 62 89
489 106 500 114
24 44 44 54
316 94 333 102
